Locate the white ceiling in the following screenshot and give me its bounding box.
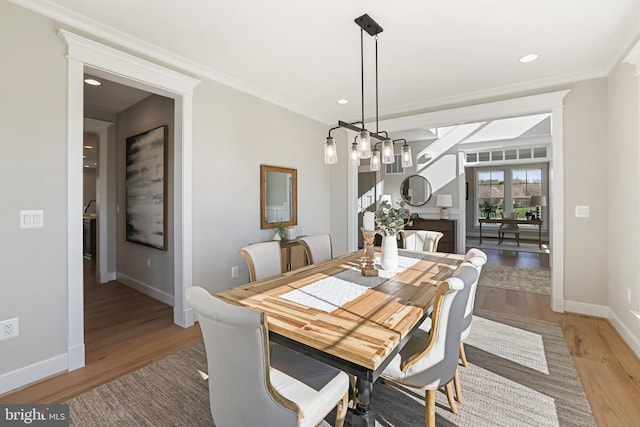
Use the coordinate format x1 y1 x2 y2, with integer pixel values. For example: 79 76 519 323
17 0 640 125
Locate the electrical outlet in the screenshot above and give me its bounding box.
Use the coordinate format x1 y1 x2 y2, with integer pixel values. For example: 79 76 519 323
147 258 151 269
231 266 238 278
1 318 19 340
627 288 632 304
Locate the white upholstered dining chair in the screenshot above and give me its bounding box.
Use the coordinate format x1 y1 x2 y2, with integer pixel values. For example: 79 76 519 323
380 263 479 427
186 286 349 427
452 254 486 402
240 241 282 282
400 230 444 252
298 234 333 265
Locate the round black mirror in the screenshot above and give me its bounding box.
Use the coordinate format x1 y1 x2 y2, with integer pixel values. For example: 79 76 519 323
400 175 432 207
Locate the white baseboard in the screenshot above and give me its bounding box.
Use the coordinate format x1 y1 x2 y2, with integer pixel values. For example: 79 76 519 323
116 273 174 306
564 300 608 318
552 296 565 312
99 270 116 283
608 308 640 358
67 343 85 371
175 307 194 328
0 353 67 395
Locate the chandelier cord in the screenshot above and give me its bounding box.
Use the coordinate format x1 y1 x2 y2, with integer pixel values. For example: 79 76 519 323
361 28 365 131
375 35 379 134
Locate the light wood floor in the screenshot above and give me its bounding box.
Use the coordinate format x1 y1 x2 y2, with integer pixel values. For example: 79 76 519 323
2 252 639 427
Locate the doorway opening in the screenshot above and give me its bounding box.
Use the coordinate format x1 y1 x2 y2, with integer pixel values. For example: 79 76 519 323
62 30 200 370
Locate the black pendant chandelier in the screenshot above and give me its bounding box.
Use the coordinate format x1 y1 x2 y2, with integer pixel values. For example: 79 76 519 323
324 14 413 171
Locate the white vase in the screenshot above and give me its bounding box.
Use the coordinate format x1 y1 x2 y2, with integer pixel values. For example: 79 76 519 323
380 234 399 271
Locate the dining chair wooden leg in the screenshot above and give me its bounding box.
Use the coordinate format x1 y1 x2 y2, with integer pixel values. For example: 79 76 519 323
425 389 436 427
444 382 458 414
459 341 468 367
335 391 348 427
453 367 463 403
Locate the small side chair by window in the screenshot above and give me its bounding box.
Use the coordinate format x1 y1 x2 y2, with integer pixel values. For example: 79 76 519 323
240 241 282 282
401 230 444 252
186 287 349 427
298 234 333 265
498 211 520 246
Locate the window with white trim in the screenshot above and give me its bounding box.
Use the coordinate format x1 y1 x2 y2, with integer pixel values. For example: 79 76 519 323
474 164 548 227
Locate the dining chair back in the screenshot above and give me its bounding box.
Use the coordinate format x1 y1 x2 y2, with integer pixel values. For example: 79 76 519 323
186 286 348 427
380 263 479 426
298 234 333 264
240 241 282 282
498 211 520 246
401 230 444 252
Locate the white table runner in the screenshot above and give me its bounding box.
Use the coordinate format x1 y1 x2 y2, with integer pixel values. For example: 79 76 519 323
279 252 423 312
279 276 370 313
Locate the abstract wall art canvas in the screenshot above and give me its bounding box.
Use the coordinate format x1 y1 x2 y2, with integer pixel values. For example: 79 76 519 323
125 125 168 250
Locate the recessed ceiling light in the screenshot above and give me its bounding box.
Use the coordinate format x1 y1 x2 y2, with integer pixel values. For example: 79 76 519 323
337 99 349 105
84 78 102 86
519 54 539 63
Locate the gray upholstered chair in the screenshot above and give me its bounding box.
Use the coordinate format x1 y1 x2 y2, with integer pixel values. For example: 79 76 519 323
453 254 486 402
464 247 488 266
400 230 444 252
298 234 333 265
186 286 349 427
498 211 520 246
240 241 282 282
380 263 479 427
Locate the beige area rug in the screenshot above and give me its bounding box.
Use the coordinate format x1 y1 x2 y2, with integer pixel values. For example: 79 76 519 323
466 238 550 254
66 311 595 427
478 264 552 295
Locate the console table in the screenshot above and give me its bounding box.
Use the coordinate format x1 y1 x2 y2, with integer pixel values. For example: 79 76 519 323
479 217 543 248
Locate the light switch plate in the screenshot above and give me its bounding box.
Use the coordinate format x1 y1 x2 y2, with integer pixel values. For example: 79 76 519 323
575 206 589 218
20 210 44 228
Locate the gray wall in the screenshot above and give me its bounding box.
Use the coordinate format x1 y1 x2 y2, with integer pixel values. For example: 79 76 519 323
563 79 609 306
116 95 175 296
0 2 69 375
191 79 330 292
607 61 640 344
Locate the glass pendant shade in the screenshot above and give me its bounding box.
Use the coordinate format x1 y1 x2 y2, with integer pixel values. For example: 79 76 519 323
382 138 394 164
324 137 337 164
350 142 360 167
401 144 413 168
370 149 381 171
358 130 372 159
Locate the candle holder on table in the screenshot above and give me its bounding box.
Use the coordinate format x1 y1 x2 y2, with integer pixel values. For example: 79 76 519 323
360 227 378 277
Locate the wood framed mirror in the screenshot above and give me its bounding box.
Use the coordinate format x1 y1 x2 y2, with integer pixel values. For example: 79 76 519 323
260 165 297 229
400 174 432 207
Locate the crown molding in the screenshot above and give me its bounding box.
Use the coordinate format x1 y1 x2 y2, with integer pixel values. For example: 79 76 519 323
10 0 327 123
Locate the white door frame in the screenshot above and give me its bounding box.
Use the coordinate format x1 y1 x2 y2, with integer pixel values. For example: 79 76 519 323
373 90 570 312
60 30 200 370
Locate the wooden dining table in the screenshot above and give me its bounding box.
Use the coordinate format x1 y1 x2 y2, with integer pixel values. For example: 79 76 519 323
215 248 464 427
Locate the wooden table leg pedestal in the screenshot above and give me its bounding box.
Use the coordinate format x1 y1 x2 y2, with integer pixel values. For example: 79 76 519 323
346 378 375 427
